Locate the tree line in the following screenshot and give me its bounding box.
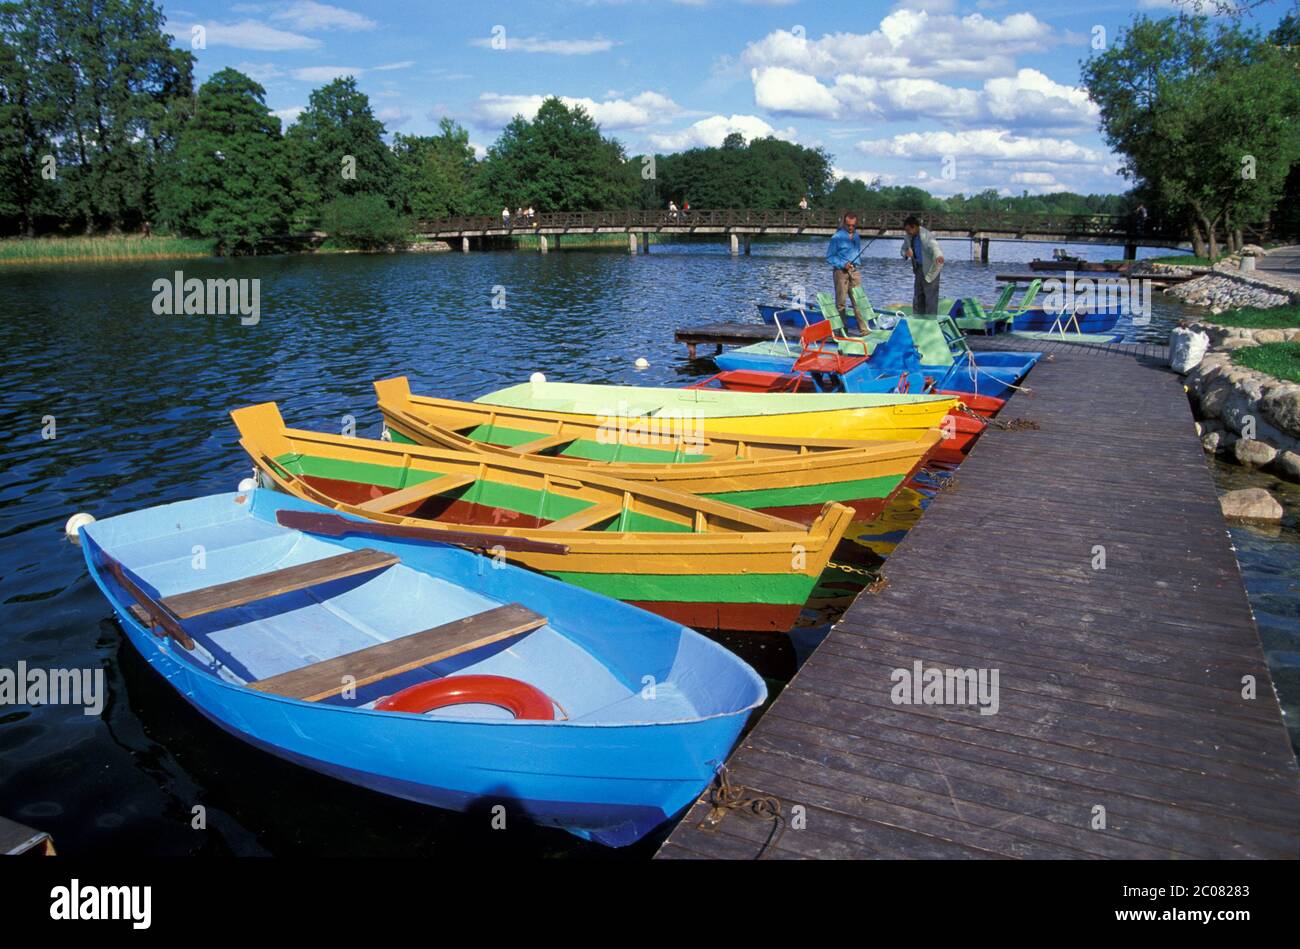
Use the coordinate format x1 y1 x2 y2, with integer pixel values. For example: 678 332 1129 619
8 1 1286 255
1082 13 1300 258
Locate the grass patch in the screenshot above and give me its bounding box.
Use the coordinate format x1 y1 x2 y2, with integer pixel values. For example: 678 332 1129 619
1201 306 1300 329
1146 253 1227 267
1232 342 1300 383
0 235 216 265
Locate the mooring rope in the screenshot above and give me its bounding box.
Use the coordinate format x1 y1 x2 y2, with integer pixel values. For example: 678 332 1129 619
955 403 1040 432
700 765 787 858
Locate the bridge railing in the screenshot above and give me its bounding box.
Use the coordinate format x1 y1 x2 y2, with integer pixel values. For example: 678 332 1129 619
415 209 1192 241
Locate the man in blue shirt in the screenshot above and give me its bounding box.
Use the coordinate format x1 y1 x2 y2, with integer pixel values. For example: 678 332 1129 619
826 212 862 318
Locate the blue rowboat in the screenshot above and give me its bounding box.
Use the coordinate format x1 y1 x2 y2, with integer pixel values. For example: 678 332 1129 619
79 489 765 847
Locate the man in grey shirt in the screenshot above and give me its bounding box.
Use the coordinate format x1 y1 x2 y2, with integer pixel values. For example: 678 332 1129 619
901 215 945 314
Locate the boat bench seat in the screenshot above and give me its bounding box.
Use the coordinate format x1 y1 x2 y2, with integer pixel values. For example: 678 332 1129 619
159 548 399 619
357 473 477 514
247 603 548 702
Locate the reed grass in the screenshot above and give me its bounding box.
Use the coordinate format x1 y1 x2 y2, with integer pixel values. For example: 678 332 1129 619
0 235 216 265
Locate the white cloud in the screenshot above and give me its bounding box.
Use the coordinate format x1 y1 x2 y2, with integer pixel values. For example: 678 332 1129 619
289 61 411 83
272 1 377 31
742 11 1054 80
832 166 896 186
470 35 617 55
377 106 411 129
750 66 841 117
236 61 285 82
473 91 681 129
857 129 1104 164
647 114 796 151
753 66 1095 131
272 106 304 125
291 65 361 82
168 19 321 51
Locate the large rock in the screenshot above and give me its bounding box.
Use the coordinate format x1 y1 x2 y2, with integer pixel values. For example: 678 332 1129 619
1169 327 1209 374
1260 386 1300 438
1219 488 1284 522
1234 438 1278 468
1276 451 1300 482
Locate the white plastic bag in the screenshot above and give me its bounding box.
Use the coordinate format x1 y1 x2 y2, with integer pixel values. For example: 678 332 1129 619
1169 327 1209 374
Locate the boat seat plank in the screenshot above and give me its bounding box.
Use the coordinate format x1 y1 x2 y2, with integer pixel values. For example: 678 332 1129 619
541 503 623 531
159 548 399 619
247 603 548 702
357 473 477 513
505 433 577 455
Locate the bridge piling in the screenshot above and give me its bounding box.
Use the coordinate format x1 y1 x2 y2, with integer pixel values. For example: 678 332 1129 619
461 237 469 253
729 234 739 256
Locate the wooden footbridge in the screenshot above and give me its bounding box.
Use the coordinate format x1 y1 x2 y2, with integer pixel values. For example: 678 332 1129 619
657 336 1300 860
416 209 1208 260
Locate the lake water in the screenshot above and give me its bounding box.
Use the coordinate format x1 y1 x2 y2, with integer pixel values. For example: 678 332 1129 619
1 237 1292 857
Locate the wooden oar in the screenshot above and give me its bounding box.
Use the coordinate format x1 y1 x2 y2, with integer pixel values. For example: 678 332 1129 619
275 510 569 555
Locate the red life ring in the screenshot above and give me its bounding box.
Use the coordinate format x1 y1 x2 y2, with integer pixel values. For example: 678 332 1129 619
375 674 556 720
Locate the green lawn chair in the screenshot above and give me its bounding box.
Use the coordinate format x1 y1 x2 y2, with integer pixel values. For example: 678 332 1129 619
954 297 1014 334
813 293 872 355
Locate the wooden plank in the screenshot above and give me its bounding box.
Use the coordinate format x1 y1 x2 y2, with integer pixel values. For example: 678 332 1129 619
356 473 476 513
275 510 569 555
505 433 578 455
542 502 622 532
248 603 547 702
659 337 1300 860
160 549 398 619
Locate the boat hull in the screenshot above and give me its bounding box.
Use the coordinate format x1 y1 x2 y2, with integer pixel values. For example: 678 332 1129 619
81 491 766 847
375 380 940 527
476 383 958 442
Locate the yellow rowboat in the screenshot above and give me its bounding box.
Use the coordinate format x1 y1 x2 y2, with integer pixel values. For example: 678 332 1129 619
374 377 941 524
231 402 854 633
474 381 959 441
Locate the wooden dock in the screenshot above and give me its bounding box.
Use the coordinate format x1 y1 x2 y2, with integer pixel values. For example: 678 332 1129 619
675 321 777 359
659 336 1300 859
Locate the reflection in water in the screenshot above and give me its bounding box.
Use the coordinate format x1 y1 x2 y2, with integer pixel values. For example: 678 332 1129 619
0 240 1288 856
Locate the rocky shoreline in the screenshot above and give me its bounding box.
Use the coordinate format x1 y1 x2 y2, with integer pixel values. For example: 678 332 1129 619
1168 252 1299 519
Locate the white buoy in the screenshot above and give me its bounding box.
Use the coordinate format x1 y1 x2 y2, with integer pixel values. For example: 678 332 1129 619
530 372 546 384
65 512 95 540
237 477 257 493
380 428 392 441
635 357 650 369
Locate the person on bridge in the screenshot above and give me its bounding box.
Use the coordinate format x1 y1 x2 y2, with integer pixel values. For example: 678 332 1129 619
901 215 944 315
826 211 862 318
501 206 510 228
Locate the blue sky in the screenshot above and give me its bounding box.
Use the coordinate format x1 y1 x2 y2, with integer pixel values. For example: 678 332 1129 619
162 0 1293 197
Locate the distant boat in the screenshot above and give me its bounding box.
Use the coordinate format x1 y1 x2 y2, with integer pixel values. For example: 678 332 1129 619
1029 253 1128 273
79 490 766 847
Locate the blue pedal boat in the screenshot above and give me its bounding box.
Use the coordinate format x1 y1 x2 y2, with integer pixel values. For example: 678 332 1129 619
716 318 1040 400
79 489 766 847
757 301 863 333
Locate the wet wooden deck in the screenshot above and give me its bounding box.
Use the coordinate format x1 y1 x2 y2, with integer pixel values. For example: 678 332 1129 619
659 336 1300 859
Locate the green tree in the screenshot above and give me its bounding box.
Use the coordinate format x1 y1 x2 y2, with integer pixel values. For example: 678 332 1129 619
1082 15 1296 257
392 118 479 220
320 194 409 249
285 76 398 222
475 97 638 211
155 68 293 253
41 0 192 232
